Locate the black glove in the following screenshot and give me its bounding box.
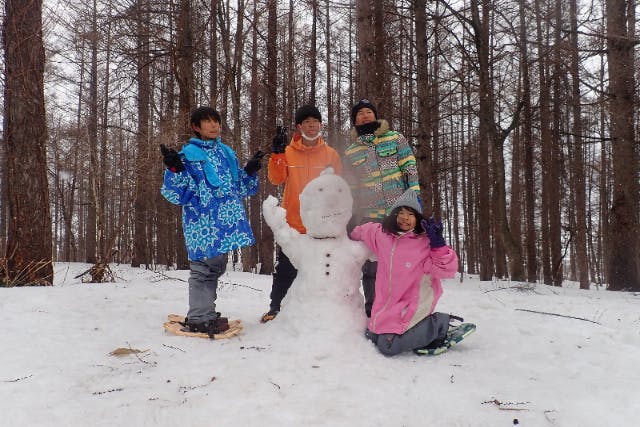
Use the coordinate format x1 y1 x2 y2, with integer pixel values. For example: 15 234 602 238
272 127 287 154
244 150 265 176
421 216 446 249
160 144 185 173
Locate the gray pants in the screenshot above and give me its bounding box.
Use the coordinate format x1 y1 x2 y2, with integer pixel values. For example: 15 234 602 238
367 312 450 356
187 254 228 322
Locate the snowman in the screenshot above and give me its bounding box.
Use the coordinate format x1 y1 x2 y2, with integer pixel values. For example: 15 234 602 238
262 168 373 341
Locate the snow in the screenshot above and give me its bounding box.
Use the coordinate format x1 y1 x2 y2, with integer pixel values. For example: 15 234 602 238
1 262 638 427
261 171 372 345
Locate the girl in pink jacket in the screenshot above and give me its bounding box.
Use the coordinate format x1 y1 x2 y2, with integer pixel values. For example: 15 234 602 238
350 189 473 356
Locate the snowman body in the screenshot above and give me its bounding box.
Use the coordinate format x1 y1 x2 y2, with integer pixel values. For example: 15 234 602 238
262 169 372 338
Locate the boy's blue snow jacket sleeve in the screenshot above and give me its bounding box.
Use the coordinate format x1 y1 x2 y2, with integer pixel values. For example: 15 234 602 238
161 168 198 206
237 158 259 198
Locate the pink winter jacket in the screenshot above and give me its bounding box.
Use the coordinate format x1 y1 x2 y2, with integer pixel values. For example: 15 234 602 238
350 222 459 335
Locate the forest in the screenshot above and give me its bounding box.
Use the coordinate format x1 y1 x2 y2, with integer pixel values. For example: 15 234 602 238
1 0 639 291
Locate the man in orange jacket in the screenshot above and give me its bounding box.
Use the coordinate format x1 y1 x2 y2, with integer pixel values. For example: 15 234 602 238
261 105 343 322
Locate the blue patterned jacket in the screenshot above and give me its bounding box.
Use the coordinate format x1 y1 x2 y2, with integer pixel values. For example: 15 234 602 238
161 137 259 261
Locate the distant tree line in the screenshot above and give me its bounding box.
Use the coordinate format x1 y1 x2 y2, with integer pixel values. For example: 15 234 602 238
1 0 638 291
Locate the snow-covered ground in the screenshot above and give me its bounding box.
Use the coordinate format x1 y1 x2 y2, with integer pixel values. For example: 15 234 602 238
1 262 638 426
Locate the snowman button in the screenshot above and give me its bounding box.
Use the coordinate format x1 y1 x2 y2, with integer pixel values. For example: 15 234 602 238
325 253 331 257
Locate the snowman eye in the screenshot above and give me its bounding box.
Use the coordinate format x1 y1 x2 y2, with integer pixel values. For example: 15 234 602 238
319 187 323 192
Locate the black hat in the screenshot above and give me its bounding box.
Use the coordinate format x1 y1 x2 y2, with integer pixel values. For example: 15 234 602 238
351 99 377 124
295 105 322 125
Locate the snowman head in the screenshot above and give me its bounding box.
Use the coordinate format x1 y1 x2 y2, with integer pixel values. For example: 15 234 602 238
299 168 353 238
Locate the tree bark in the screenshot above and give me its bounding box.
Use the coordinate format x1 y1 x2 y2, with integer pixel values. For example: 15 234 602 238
606 0 639 291
517 0 537 283
174 0 194 269
133 0 152 268
3 0 54 285
568 0 589 289
413 0 434 214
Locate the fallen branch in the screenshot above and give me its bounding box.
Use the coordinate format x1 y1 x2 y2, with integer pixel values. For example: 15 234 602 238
515 308 601 324
178 377 216 394
4 374 33 383
162 343 186 352
153 270 187 283
482 399 530 411
483 284 535 294
92 387 124 396
220 279 262 292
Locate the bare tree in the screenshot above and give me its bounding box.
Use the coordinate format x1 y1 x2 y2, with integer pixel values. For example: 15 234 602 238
255 0 279 275
2 0 53 285
606 0 639 291
568 0 589 289
517 0 537 283
132 0 152 268
413 0 434 213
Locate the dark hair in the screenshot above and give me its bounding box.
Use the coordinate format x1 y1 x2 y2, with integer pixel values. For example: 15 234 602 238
190 106 221 136
382 206 425 235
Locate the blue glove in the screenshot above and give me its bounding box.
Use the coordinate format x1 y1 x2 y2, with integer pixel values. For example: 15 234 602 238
421 217 446 249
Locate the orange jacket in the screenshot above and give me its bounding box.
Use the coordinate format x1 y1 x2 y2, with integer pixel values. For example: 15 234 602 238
268 134 342 233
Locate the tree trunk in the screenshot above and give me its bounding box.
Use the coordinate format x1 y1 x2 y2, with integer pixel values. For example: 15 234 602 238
325 0 334 143
174 0 194 269
413 0 433 214
517 0 537 283
470 0 493 280
85 0 100 264
133 0 152 268
242 0 261 273
568 0 589 289
606 0 639 291
549 0 563 286
3 0 54 285
256 0 279 275
209 0 219 107
309 0 318 104
355 0 375 100
534 0 553 285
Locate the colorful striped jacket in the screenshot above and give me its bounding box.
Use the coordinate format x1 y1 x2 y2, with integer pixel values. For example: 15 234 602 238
344 120 420 220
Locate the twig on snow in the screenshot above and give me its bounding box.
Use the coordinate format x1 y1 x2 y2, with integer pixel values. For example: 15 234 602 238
162 343 186 352
515 308 601 325
4 374 33 383
482 399 530 411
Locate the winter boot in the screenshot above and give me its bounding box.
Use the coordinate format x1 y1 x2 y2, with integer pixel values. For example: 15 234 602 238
260 309 280 323
183 314 230 338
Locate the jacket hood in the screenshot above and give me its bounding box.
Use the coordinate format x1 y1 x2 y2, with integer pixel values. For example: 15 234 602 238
350 119 390 140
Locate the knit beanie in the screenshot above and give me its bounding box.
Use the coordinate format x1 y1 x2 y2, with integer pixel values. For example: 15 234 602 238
295 105 322 125
389 189 422 214
351 99 378 124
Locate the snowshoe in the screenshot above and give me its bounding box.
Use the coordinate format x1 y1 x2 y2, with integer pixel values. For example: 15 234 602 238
414 321 476 356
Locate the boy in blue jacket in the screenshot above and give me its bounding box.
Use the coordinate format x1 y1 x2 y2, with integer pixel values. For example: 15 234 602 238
160 106 264 337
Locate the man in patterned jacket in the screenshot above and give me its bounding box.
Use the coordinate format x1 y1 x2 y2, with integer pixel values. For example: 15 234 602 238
160 106 263 337
343 99 421 318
